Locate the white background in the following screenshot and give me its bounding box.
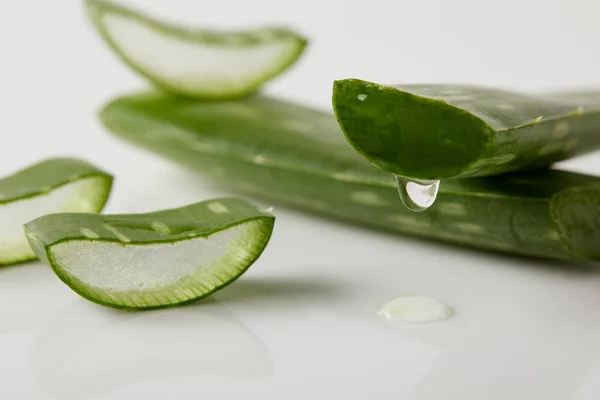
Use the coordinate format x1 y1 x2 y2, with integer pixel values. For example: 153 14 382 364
2 0 600 399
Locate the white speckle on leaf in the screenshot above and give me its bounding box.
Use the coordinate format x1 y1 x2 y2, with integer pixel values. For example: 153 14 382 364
151 221 171 235
208 202 229 213
253 155 266 164
357 94 367 101
437 203 466 215
498 104 514 110
332 172 357 182
553 122 570 138
532 116 543 124
350 191 387 206
104 225 131 243
455 222 484 233
80 228 100 239
259 207 274 215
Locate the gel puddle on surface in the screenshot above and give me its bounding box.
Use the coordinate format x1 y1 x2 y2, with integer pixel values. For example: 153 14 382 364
394 175 440 212
378 294 452 326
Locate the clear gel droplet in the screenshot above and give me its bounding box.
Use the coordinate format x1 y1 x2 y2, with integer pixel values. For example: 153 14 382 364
394 175 440 212
378 294 452 326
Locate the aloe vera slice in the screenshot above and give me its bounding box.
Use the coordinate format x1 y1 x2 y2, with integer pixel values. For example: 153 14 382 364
85 0 307 99
332 79 600 180
0 158 112 266
25 198 274 310
98 92 600 261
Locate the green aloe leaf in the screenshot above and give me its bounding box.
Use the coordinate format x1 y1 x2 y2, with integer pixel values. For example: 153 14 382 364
25 198 275 310
85 0 307 99
332 79 600 180
0 158 112 266
98 92 600 261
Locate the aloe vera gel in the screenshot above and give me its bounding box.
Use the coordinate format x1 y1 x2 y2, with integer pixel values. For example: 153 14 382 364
86 0 307 99
0 158 112 265
25 198 275 310
394 176 440 212
378 294 452 325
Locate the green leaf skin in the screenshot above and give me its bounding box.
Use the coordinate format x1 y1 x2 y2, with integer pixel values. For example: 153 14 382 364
85 0 307 100
25 198 275 310
99 92 600 261
0 158 112 266
332 79 600 180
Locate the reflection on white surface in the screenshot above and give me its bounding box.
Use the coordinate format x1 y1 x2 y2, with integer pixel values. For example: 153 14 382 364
5 204 600 399
407 326 599 400
392 260 600 400
575 358 600 400
0 263 69 333
30 299 273 399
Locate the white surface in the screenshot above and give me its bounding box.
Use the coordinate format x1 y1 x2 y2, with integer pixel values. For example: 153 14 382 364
2 0 600 399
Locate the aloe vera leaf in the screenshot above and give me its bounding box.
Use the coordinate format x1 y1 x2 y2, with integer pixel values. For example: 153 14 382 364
0 158 112 266
98 92 600 261
24 198 275 310
332 79 600 180
85 0 307 100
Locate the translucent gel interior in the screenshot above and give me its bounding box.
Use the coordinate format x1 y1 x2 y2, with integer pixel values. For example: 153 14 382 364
103 13 297 95
0 177 106 262
51 222 258 294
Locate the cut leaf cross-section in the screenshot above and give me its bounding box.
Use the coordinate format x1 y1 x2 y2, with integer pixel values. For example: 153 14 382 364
333 79 600 180
0 158 112 266
85 0 308 99
25 198 275 310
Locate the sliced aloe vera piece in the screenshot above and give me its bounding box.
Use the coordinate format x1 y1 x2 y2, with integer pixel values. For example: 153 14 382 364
0 158 112 266
332 79 600 180
85 0 307 99
25 198 274 310
99 92 600 261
